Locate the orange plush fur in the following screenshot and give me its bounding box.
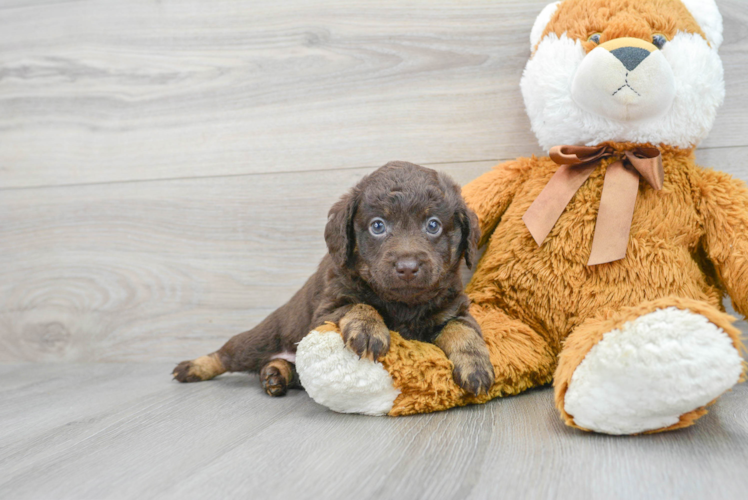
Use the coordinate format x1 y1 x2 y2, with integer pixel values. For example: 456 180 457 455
540 0 706 53
362 144 747 419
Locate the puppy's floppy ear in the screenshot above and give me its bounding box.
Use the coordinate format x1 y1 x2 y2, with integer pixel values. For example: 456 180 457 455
325 189 359 268
458 205 481 270
438 170 481 270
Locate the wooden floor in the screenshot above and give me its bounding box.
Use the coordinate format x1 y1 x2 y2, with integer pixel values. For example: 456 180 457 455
2 1 748 498
1 362 747 500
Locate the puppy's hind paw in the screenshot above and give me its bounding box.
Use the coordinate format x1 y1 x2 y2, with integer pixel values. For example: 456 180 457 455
260 359 299 397
172 353 225 383
172 361 201 383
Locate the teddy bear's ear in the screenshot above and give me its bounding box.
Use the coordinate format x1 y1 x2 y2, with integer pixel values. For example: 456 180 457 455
679 0 723 49
530 1 561 51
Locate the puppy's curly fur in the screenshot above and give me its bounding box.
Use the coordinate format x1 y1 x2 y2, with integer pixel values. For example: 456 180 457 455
173 161 494 396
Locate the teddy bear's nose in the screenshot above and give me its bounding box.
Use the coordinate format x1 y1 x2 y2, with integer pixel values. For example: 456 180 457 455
610 46 651 71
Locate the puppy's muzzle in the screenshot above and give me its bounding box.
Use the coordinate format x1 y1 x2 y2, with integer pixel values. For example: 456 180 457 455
395 258 420 282
384 249 431 287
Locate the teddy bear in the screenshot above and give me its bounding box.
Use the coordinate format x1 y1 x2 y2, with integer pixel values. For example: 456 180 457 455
293 0 747 435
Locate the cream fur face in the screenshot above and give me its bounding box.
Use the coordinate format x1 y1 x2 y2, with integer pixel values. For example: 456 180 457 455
571 42 675 122
521 1 725 150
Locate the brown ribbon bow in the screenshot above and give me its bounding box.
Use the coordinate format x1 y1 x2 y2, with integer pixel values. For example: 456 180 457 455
522 145 664 266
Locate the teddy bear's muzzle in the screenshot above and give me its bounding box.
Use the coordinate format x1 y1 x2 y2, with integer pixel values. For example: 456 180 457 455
571 37 676 122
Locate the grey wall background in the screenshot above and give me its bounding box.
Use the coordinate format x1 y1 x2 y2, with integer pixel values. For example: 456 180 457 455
1 0 747 363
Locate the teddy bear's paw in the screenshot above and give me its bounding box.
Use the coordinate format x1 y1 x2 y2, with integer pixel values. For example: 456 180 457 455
296 328 400 416
563 307 743 435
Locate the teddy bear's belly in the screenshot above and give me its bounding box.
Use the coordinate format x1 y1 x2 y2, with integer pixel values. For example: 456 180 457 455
468 185 722 342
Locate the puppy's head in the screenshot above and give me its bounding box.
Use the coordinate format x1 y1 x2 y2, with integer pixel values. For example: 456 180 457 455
325 161 479 305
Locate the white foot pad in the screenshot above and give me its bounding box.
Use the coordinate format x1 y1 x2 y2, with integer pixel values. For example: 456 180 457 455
564 307 743 435
296 329 399 416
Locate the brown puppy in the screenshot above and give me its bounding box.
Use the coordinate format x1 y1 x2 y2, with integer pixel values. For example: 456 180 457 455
173 161 494 396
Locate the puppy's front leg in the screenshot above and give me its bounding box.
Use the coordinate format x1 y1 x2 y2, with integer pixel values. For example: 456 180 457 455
338 304 391 361
434 321 494 396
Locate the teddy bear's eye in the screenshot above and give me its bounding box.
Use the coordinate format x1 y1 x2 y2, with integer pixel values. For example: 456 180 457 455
652 34 668 49
588 33 601 44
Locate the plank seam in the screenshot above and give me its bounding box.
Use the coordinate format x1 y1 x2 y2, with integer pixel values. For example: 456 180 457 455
2 145 746 192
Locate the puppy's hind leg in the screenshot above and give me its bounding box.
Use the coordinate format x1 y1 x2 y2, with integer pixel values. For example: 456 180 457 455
172 307 290 383
172 267 324 384
260 359 301 397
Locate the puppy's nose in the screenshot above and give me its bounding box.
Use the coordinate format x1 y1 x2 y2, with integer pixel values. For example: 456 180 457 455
395 259 419 281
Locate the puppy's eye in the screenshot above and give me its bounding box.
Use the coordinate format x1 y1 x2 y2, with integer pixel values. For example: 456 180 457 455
652 34 668 49
425 217 442 236
588 33 601 45
369 218 387 236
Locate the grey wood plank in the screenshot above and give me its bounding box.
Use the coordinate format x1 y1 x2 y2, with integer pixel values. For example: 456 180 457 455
0 0 746 188
0 161 493 363
695 145 748 181
0 363 747 500
0 363 311 499
2 150 747 363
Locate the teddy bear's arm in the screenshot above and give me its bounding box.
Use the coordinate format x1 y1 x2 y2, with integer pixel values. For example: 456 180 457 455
698 168 748 317
462 159 529 247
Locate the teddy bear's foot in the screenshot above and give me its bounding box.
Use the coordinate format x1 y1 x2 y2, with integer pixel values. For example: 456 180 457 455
296 326 400 415
561 306 744 435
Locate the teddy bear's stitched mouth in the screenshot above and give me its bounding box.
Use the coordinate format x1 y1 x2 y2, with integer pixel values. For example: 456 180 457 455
611 72 641 97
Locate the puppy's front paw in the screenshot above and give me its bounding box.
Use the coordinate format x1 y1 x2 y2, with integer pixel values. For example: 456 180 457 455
434 320 495 396
342 320 391 361
451 351 495 396
339 305 391 361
